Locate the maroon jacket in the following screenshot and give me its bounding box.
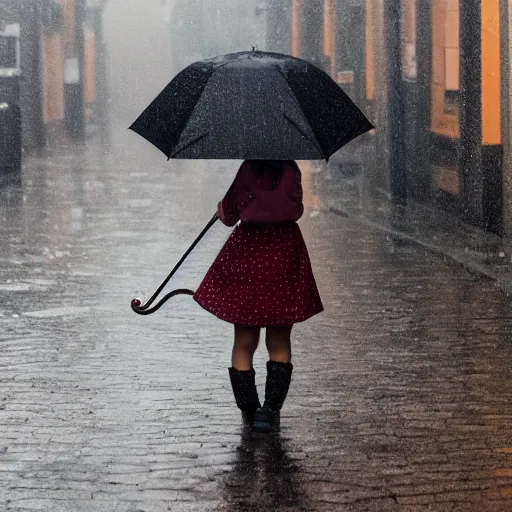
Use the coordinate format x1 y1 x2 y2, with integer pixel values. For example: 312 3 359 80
218 161 304 227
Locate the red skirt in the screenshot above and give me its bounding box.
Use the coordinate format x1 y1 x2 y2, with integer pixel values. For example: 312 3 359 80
194 222 324 327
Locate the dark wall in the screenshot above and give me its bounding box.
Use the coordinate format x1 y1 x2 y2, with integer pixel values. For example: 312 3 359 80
0 0 46 149
19 1 45 148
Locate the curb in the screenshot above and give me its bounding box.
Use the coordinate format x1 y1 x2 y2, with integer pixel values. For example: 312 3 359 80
327 206 512 297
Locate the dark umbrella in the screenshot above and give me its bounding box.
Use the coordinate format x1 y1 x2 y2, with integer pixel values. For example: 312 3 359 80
129 50 373 161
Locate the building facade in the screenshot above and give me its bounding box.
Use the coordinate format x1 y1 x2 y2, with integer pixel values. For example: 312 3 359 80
0 0 108 150
271 0 509 237
367 0 503 234
501 0 512 240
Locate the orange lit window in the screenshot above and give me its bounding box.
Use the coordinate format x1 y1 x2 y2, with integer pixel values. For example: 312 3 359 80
400 0 417 81
431 0 460 138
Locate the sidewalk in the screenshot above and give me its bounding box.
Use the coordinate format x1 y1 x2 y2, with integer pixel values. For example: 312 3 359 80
316 144 512 297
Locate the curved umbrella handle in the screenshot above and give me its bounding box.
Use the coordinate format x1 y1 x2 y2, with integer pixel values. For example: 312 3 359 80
131 289 194 315
131 212 219 315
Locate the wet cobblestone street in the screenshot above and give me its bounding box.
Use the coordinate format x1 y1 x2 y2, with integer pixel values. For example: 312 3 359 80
1 134 512 511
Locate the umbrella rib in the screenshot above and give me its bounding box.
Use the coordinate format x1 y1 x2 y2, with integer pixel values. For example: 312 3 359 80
272 65 328 160
170 132 209 159
282 114 325 159
169 64 228 159
168 60 251 159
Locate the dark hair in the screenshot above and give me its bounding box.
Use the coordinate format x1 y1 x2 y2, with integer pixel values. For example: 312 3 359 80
249 160 292 190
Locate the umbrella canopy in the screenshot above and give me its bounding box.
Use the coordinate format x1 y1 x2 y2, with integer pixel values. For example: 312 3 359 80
129 51 374 161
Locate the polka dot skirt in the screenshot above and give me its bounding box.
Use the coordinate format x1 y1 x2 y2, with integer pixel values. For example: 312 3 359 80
194 221 324 327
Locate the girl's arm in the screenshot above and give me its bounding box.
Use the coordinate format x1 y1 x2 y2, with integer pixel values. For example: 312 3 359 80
217 183 240 227
218 181 239 226
286 162 303 210
218 161 255 226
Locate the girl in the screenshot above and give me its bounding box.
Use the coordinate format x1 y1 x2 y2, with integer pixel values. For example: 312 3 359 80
194 160 323 432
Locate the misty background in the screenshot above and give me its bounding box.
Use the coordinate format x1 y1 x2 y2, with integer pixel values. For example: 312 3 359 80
104 0 268 130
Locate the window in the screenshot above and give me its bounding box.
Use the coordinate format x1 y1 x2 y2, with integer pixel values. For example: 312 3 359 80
444 0 460 114
401 0 417 81
0 35 17 68
431 0 460 138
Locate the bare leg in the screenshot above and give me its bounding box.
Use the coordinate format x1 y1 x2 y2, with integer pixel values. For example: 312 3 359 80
265 325 293 363
232 325 261 371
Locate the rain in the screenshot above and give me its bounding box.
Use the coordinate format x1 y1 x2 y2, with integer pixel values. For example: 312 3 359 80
1 0 512 510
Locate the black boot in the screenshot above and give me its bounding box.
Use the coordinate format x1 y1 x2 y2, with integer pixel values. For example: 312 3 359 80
252 361 293 433
228 367 261 424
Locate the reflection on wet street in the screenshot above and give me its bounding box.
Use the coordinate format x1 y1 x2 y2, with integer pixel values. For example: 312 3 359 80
1 133 512 511
220 433 307 511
